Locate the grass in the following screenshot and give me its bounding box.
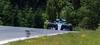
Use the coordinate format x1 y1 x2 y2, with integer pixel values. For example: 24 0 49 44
4 29 100 45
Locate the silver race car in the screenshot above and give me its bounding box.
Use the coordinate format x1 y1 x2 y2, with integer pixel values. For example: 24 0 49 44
47 19 72 31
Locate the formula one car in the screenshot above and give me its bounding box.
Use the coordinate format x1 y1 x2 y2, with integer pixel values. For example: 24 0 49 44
47 19 72 31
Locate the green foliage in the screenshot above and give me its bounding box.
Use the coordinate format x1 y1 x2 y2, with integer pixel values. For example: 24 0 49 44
0 0 100 30
0 20 3 25
46 0 71 21
18 8 35 27
77 0 100 30
34 9 44 28
42 12 49 21
0 17 3 25
44 20 49 28
78 17 90 29
1 0 14 26
72 0 81 10
73 27 83 31
60 1 74 21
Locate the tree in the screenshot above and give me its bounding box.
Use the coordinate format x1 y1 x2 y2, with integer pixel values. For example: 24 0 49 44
18 8 35 27
78 0 100 30
46 0 72 22
0 17 3 25
71 0 81 10
34 9 44 28
1 0 14 26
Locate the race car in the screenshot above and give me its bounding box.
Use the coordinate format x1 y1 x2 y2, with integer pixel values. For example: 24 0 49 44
47 19 72 31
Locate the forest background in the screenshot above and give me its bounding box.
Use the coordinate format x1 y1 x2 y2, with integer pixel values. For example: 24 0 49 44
0 0 100 30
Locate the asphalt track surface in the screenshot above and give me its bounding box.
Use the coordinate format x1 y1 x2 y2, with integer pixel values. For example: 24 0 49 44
0 26 74 45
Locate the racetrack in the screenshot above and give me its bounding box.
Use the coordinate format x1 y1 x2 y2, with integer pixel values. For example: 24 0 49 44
0 26 74 45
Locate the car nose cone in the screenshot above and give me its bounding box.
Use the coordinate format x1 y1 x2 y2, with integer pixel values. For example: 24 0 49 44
57 23 62 30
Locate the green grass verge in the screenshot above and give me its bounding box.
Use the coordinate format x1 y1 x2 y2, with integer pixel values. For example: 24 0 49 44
4 30 100 45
